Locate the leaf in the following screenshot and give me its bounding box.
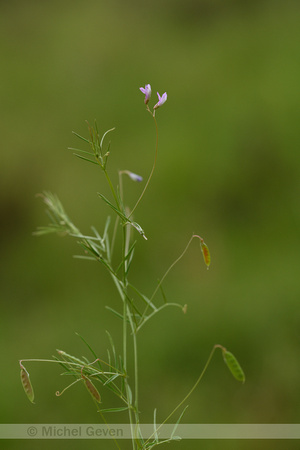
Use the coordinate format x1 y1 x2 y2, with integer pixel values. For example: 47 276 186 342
100 127 115 150
128 284 157 312
123 291 143 322
130 221 147 240
52 356 77 377
72 131 90 144
59 371 80 377
103 373 120 386
170 405 189 439
98 193 128 222
73 153 98 165
99 407 129 413
33 225 62 236
68 147 93 155
222 349 245 383
78 241 100 258
153 408 159 443
115 241 136 275
125 242 136 275
105 306 127 322
102 217 111 242
126 383 133 405
106 331 117 368
56 350 85 366
73 255 96 261
158 281 168 304
70 233 104 242
75 332 102 371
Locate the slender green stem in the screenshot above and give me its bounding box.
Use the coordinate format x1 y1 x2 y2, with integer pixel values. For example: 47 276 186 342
144 345 219 446
136 303 183 333
123 298 127 368
98 410 122 450
120 172 142 448
150 235 195 302
122 216 138 448
110 216 120 259
129 112 158 218
126 315 139 423
104 169 120 211
133 332 139 421
20 358 70 364
138 235 197 328
122 226 128 370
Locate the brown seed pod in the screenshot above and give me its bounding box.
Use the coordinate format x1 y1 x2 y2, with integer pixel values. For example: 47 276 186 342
200 240 211 268
20 366 34 403
84 377 101 403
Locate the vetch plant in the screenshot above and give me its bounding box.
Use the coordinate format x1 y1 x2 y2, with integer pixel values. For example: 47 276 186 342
20 84 245 448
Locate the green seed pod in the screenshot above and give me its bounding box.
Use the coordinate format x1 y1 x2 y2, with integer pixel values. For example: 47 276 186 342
84 377 101 403
222 350 245 383
20 367 35 403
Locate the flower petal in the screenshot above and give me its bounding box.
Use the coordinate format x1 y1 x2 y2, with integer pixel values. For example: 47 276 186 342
140 84 151 104
153 91 167 109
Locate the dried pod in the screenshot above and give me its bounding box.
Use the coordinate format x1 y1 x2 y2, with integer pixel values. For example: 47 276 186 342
20 366 34 403
84 377 101 403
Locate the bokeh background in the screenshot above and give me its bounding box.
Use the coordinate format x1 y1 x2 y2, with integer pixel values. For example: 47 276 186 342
1 0 300 449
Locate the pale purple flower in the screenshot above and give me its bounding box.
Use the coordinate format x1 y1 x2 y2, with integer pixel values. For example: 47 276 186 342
127 171 143 182
139 84 151 104
153 92 167 110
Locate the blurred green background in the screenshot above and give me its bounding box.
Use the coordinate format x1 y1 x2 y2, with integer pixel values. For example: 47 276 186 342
1 0 300 449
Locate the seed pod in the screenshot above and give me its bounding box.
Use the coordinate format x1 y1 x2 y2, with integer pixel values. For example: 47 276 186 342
200 240 211 268
20 366 35 403
222 350 245 383
84 377 101 403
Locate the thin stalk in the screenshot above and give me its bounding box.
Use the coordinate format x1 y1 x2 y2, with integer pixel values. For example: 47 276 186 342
98 410 122 450
104 169 120 211
138 235 196 328
126 385 136 450
144 345 219 446
120 164 141 448
126 309 139 423
122 303 140 449
150 235 195 302
121 218 138 449
133 331 139 423
136 303 183 333
121 226 128 372
129 111 158 218
110 216 120 260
